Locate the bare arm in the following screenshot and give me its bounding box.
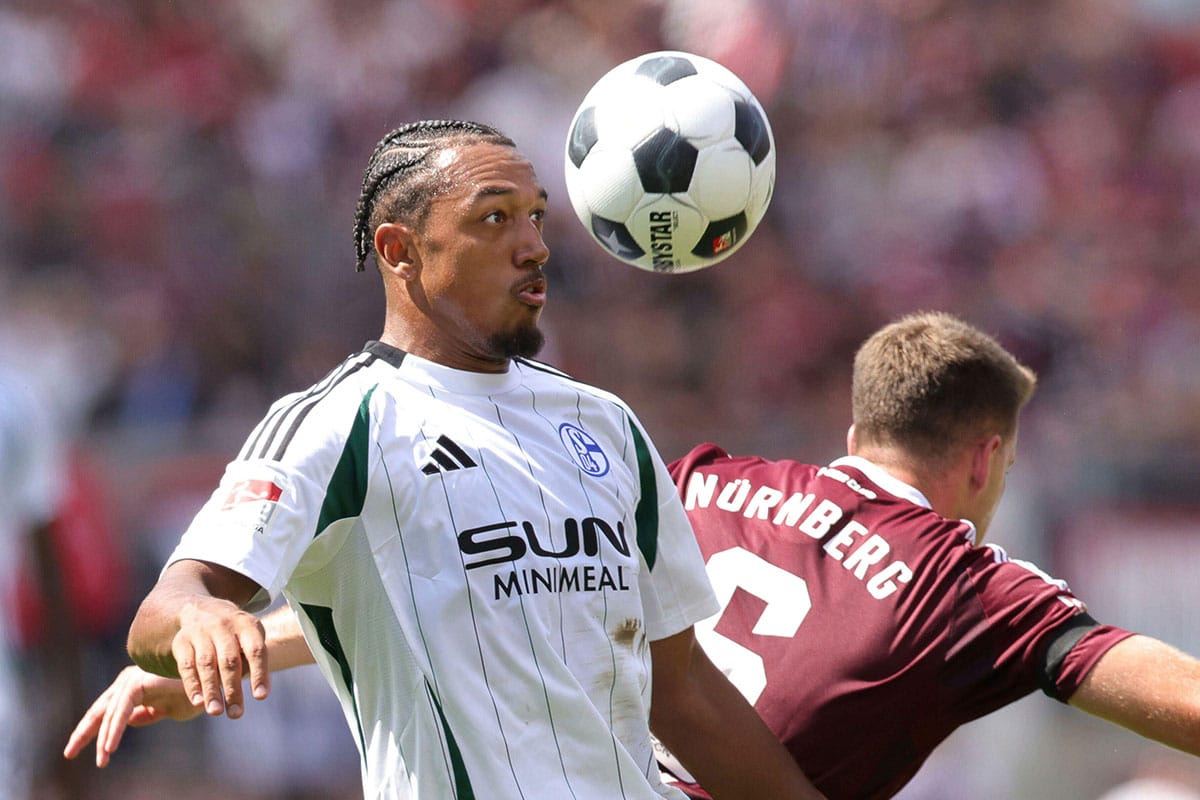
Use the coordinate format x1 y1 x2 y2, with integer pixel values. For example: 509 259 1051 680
259 604 316 670
127 558 269 718
649 627 825 800
1068 634 1200 754
67 604 315 767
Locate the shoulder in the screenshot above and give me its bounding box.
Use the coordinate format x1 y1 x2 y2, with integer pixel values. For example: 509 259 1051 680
515 357 625 402
239 345 398 463
668 443 817 483
514 357 648 429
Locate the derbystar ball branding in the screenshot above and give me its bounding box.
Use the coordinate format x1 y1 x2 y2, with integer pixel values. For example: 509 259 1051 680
647 210 678 270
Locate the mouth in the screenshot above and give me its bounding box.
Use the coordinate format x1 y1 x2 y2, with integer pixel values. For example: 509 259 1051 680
515 274 547 308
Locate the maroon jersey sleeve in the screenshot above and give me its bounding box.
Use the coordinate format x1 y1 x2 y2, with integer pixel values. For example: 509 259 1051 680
665 443 1125 800
1050 625 1136 699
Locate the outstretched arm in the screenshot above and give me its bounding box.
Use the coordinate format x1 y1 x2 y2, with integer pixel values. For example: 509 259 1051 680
649 627 825 800
127 558 268 718
63 666 200 767
1069 634 1200 754
65 604 315 767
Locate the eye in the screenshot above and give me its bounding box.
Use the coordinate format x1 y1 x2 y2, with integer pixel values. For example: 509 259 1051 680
484 209 507 224
530 208 545 226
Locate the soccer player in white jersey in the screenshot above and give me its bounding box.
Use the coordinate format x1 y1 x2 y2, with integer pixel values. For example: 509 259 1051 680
81 120 820 799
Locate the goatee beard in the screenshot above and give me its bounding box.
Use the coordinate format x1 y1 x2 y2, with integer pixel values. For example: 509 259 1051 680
488 325 544 360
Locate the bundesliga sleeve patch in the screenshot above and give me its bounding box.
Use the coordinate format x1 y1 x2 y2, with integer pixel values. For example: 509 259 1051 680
215 476 286 536
220 478 284 509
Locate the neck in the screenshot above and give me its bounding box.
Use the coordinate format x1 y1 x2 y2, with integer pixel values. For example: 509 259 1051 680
377 327 510 374
852 448 961 519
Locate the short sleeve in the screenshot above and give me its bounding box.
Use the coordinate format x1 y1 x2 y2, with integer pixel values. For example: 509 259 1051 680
626 418 718 641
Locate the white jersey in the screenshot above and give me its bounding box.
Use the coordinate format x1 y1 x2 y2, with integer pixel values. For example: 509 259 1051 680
169 342 717 800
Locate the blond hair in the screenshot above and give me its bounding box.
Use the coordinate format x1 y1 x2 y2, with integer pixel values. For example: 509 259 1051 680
851 311 1037 465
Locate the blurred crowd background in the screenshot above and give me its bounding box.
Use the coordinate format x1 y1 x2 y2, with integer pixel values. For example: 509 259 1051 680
3 0 1200 798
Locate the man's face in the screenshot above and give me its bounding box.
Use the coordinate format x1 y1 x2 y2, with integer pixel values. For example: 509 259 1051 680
406 141 550 369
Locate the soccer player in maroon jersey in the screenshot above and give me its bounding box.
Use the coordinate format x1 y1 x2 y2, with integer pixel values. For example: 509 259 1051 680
663 311 1200 799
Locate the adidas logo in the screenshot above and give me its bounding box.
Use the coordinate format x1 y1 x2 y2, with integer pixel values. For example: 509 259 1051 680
420 435 478 475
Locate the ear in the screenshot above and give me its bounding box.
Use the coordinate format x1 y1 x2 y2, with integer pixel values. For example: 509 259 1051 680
846 424 858 456
373 222 419 279
968 434 1003 493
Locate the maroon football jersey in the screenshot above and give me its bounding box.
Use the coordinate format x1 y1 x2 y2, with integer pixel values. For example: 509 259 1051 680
667 443 1131 800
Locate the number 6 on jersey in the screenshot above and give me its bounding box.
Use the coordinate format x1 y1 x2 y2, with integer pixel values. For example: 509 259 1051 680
695 547 811 704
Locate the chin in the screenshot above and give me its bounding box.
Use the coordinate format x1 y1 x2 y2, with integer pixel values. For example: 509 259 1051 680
489 325 544 359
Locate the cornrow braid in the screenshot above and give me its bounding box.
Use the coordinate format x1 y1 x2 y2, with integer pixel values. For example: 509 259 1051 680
352 119 515 272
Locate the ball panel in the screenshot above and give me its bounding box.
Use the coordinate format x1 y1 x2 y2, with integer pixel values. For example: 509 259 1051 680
747 160 776 227
634 54 698 86
688 142 753 221
567 106 599 168
663 76 737 146
734 100 772 166
592 80 666 149
575 144 645 221
692 213 748 259
625 196 706 273
591 216 645 261
632 128 698 194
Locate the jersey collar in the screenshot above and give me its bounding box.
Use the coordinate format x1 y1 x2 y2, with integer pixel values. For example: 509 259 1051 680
830 455 978 543
392 350 522 395
829 455 933 510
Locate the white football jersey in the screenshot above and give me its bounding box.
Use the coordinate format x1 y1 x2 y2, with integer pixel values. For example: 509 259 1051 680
169 342 717 799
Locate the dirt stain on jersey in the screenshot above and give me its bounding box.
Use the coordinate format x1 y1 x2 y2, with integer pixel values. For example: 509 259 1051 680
613 618 641 648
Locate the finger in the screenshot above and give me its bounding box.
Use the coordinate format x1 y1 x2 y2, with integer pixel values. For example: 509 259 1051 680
173 640 207 711
63 686 112 760
186 639 227 716
97 677 142 764
215 637 246 719
239 628 270 703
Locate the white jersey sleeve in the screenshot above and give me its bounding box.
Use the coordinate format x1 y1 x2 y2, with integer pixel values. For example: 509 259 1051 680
167 351 384 611
622 410 718 641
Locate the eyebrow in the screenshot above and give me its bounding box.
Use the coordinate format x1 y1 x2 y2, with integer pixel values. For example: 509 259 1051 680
473 185 549 202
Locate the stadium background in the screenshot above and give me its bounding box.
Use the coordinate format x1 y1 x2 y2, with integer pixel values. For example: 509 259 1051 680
2 1 1199 798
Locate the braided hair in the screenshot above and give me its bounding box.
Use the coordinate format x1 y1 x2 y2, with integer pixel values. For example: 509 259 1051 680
352 120 515 272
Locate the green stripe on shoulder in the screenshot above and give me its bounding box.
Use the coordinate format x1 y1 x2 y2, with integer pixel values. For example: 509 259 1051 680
316 385 376 536
627 414 658 570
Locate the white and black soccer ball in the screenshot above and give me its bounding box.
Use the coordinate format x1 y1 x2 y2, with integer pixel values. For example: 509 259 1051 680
564 50 776 274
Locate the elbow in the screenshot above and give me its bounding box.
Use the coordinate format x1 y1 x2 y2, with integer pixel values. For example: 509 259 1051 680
126 608 180 679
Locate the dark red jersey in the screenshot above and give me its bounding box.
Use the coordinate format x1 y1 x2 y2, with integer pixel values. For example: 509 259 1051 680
667 443 1132 800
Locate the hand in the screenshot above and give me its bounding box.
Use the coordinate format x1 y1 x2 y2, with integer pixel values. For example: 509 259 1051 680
171 596 270 720
63 665 201 767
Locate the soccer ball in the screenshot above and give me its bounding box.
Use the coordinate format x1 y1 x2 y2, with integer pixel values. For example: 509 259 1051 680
564 51 776 274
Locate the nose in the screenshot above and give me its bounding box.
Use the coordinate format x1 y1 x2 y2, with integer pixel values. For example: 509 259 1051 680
518 218 550 268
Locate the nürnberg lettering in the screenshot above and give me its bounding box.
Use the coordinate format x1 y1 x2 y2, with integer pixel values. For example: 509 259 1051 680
683 470 913 600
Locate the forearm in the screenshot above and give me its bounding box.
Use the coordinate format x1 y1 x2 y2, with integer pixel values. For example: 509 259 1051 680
261 605 316 670
650 630 823 800
127 559 263 679
1069 634 1200 755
